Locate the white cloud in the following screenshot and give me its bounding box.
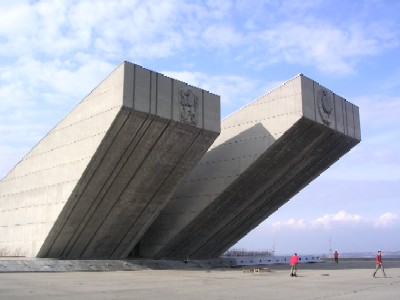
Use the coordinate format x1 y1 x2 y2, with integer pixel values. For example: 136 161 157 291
202 24 242 49
234 1 400 75
0 0 190 60
271 218 307 232
269 210 400 233
1 0 400 182
1 1 398 76
311 211 362 229
251 22 397 74
374 212 399 228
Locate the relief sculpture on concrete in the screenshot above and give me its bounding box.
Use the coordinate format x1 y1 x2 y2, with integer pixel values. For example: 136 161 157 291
180 88 199 125
318 89 334 125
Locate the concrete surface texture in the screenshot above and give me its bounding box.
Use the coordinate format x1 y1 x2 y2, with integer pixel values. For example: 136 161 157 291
0 261 399 300
0 61 220 259
0 257 231 272
139 74 361 259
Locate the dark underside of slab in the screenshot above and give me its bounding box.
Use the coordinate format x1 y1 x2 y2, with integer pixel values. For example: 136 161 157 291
145 117 360 259
37 109 218 259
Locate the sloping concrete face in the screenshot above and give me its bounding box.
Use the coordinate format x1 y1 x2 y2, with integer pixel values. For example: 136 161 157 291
0 62 220 258
138 74 361 259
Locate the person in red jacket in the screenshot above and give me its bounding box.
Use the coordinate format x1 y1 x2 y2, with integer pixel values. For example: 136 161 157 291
373 250 386 278
334 251 339 263
290 253 299 277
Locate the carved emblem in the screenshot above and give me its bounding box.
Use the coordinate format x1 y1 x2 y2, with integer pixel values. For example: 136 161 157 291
317 89 333 125
179 88 199 125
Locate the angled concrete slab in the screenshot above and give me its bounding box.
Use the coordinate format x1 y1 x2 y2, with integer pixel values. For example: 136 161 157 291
138 74 361 259
0 62 220 258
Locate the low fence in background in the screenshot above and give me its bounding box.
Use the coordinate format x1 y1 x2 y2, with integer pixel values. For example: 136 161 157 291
221 255 322 267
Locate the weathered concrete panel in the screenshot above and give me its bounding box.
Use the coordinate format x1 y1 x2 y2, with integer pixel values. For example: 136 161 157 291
334 94 346 134
139 74 361 259
353 105 361 141
203 92 220 132
156 74 173 119
0 63 124 256
134 65 152 112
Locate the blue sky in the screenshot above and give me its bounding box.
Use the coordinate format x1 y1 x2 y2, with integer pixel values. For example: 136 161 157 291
1 0 399 256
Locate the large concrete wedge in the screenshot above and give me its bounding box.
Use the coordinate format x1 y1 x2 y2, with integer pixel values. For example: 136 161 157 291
139 74 361 259
0 62 220 258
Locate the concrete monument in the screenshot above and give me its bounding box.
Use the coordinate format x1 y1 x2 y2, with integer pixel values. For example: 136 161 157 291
0 62 220 258
0 64 360 260
138 74 361 259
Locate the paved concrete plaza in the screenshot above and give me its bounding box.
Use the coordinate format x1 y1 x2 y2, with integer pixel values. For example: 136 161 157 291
0 261 399 299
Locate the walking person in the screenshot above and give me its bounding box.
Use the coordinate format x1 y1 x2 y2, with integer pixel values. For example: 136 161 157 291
372 250 386 278
334 251 339 263
290 253 299 277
